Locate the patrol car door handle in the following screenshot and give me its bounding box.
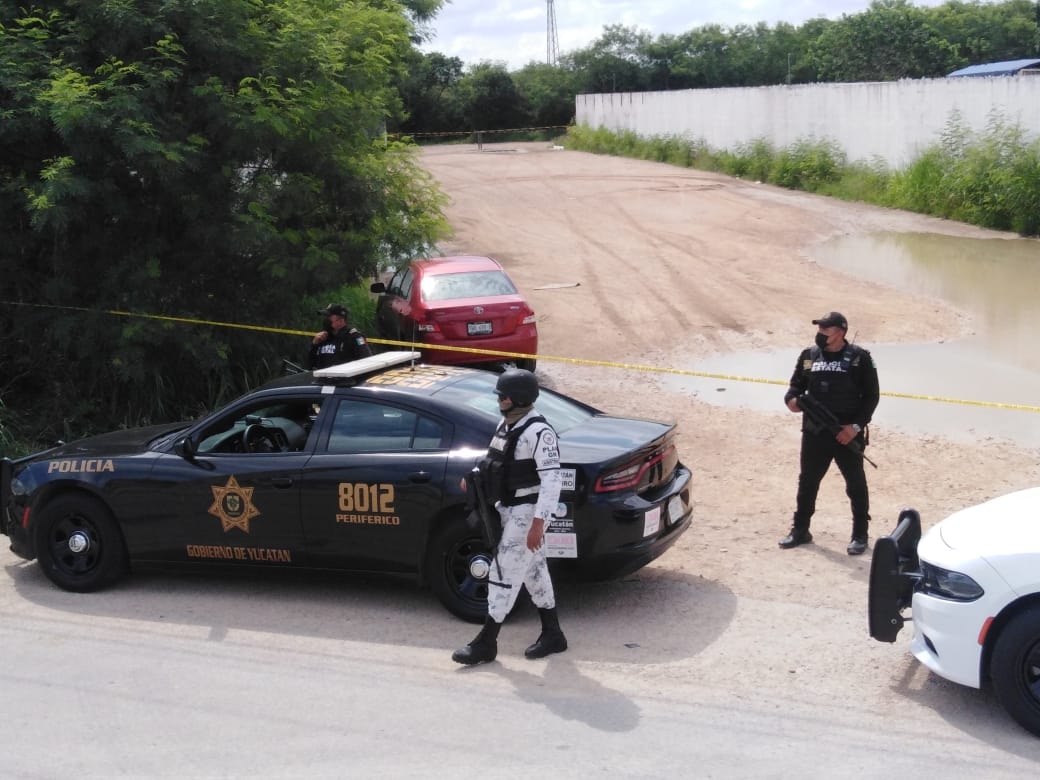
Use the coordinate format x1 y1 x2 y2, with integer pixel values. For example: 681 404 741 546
408 471 431 483
265 477 294 488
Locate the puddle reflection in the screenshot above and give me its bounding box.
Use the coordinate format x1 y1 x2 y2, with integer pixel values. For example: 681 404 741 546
811 232 1040 372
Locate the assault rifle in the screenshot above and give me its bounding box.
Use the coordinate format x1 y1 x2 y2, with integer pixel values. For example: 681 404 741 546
465 466 502 549
796 392 878 469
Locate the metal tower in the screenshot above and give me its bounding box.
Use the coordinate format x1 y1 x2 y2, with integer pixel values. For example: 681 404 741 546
547 0 560 66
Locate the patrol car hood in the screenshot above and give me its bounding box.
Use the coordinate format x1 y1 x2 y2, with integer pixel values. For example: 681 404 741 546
559 415 675 462
46 422 190 459
938 486 1040 555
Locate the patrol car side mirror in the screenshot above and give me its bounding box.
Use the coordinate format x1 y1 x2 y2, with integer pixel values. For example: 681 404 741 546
173 436 196 460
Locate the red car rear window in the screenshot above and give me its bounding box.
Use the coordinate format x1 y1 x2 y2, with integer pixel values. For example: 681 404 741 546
421 271 518 302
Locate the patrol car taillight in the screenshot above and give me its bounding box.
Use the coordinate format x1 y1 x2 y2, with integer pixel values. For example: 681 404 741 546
595 447 672 493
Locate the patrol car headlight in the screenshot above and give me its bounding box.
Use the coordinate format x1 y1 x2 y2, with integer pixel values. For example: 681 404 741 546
919 561 984 602
11 475 32 496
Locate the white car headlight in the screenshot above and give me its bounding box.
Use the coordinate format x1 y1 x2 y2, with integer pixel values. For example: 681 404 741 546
920 561 984 602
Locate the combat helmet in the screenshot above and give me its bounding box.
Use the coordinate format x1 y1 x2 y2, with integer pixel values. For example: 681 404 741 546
495 369 539 407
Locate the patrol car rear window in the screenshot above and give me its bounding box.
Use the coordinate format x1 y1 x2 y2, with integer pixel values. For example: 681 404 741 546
430 374 592 434
326 400 448 453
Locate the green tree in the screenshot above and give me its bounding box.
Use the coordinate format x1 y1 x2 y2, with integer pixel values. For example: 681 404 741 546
564 24 652 93
512 62 578 128
929 0 1040 68
667 25 736 88
397 50 466 135
0 0 448 442
457 62 528 131
809 0 956 80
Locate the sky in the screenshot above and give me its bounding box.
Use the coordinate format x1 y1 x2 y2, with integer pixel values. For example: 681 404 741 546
418 0 950 71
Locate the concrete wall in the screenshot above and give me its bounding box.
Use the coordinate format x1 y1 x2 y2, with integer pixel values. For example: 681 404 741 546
575 77 1040 168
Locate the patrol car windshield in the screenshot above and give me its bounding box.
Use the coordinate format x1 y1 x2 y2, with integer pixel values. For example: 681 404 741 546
431 373 593 433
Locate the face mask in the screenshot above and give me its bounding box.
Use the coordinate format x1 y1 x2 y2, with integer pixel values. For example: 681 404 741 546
814 332 830 350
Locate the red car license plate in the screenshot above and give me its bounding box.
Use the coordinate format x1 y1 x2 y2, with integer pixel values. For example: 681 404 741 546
467 321 493 336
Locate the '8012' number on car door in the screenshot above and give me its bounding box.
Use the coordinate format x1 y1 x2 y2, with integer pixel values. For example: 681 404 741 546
339 482 395 513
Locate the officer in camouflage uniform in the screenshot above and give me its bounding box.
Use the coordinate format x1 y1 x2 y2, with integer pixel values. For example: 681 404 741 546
779 311 880 555
452 369 568 665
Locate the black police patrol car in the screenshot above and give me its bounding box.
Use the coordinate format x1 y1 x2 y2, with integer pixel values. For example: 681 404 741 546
1 353 692 622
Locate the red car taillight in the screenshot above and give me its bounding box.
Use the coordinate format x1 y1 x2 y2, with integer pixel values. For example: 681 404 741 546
594 446 674 493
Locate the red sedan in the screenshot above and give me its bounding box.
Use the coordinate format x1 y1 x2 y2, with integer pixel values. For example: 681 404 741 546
370 256 538 370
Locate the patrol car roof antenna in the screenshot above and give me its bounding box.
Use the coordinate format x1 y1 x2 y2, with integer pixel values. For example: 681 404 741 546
408 323 420 369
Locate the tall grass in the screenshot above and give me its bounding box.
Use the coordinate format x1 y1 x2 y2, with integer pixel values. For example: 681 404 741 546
564 117 1040 237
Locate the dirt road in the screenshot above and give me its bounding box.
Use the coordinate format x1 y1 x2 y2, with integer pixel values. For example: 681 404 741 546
420 141 1040 725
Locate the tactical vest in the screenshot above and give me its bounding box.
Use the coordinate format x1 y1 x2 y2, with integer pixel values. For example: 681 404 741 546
807 344 863 420
478 415 546 506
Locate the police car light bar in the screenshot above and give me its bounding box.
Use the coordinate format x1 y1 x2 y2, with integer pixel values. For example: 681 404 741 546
313 351 422 380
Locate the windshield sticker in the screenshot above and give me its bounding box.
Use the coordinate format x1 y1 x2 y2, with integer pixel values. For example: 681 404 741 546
47 459 115 474
208 475 261 533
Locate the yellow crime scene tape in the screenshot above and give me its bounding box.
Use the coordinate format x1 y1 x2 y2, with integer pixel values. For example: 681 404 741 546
4 301 1039 414
370 338 1040 413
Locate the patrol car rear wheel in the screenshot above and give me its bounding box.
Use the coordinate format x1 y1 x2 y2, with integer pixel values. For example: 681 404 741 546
426 518 491 623
34 495 128 593
991 605 1040 738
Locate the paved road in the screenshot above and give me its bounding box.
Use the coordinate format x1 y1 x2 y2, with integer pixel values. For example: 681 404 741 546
3 554 1038 778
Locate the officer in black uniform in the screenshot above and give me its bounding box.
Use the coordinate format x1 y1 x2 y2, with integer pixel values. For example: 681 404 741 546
779 311 880 555
308 303 373 370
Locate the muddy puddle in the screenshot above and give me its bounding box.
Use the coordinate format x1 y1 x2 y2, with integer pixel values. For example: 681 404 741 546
666 232 1040 449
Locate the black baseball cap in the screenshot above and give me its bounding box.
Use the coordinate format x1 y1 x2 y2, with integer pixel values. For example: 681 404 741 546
319 303 348 318
812 311 848 330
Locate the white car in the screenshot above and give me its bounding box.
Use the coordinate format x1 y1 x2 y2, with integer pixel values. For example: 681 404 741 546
869 488 1040 738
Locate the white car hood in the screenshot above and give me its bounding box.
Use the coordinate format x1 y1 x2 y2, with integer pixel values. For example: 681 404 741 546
939 486 1040 556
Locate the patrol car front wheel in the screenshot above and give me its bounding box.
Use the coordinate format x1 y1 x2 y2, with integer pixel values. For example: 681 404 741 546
426 518 491 623
991 605 1040 738
34 495 128 593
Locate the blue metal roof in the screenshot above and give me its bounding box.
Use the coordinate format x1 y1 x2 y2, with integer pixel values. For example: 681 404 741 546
947 59 1040 77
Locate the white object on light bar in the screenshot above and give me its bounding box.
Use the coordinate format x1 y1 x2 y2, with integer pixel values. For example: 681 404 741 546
312 351 422 380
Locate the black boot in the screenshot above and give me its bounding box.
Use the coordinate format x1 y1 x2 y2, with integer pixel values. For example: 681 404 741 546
452 616 501 665
524 607 568 659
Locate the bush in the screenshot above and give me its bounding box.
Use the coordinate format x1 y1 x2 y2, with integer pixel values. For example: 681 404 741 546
770 140 845 191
